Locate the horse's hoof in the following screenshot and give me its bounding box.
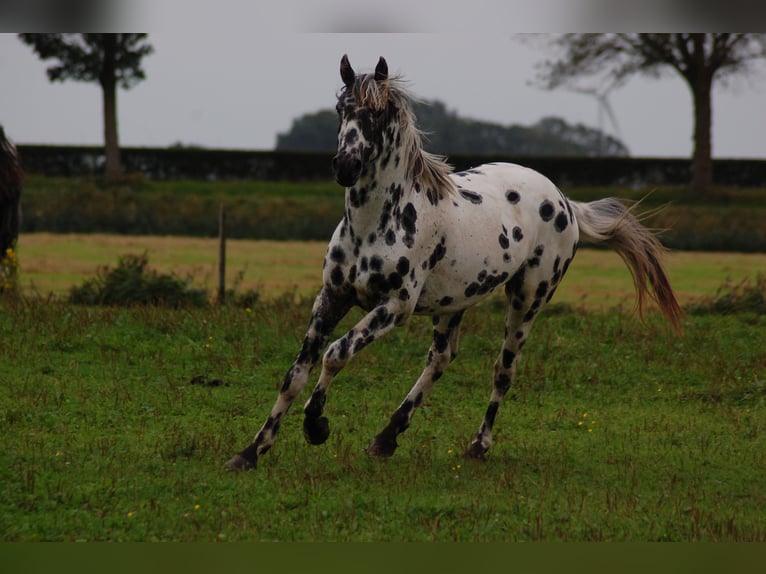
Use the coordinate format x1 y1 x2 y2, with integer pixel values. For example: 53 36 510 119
464 442 488 461
303 416 330 445
365 436 397 457
225 453 256 471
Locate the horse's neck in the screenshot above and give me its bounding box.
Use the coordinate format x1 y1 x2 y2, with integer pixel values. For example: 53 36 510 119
344 161 412 238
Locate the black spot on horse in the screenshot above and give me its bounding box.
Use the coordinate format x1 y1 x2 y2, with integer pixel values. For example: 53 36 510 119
344 128 358 146
401 202 417 248
401 203 417 235
368 232 377 245
506 264 527 299
554 211 569 232
502 349 516 369
464 282 479 297
368 273 389 292
434 331 449 354
428 238 447 269
459 189 483 205
387 272 403 290
369 306 392 331
389 182 404 204
512 226 524 242
505 189 521 204
348 186 369 209
370 255 383 272
535 281 549 299
498 233 510 249
396 256 410 276
330 246 345 263
380 149 392 170
378 210 391 233
494 373 511 394
539 200 555 222
360 256 369 272
439 296 453 306
330 266 344 286
385 229 397 246
484 400 500 428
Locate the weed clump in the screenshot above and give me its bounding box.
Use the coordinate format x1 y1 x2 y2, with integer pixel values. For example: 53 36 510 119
686 274 766 315
69 252 208 307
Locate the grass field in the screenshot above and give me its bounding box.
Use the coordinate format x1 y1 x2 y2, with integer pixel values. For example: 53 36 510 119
15 232 766 309
1 239 765 541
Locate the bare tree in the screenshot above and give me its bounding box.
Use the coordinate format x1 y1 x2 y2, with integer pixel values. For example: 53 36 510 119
529 33 766 194
19 34 154 181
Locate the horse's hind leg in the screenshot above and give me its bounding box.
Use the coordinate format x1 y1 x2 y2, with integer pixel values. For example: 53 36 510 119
367 311 464 457
466 269 547 460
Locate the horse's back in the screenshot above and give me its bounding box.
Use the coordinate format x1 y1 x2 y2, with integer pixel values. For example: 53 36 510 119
447 161 578 248
413 162 578 314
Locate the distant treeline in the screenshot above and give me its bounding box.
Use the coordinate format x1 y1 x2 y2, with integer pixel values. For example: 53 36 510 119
17 145 766 188
276 100 631 157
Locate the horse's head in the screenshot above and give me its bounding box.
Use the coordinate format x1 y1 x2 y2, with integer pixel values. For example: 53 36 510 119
332 54 394 187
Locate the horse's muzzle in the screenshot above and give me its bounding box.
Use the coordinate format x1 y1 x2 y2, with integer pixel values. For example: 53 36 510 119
332 154 362 188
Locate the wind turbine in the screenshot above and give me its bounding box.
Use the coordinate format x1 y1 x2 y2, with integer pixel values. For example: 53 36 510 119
571 85 622 156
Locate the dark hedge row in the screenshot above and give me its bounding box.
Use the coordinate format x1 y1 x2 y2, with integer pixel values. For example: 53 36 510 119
19 176 766 252
17 145 766 187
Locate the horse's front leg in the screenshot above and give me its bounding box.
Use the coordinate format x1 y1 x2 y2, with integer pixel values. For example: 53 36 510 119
226 287 353 471
302 298 412 446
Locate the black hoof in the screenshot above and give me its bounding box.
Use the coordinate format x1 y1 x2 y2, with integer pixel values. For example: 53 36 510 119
464 442 488 461
303 416 330 445
365 435 397 457
225 453 257 471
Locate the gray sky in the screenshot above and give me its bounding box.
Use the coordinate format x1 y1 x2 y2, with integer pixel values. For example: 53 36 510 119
1 7 765 158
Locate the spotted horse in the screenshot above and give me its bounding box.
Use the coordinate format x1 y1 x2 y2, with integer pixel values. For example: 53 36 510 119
226 55 683 470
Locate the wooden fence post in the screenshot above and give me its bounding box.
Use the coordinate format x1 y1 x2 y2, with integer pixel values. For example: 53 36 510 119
217 203 226 305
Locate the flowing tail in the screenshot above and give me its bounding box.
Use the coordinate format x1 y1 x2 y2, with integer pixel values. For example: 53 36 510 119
570 198 683 332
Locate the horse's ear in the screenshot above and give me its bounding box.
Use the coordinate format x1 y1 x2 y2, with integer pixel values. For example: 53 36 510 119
374 57 388 82
340 54 355 87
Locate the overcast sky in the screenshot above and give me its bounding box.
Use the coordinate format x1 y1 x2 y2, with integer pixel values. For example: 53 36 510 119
1 5 765 158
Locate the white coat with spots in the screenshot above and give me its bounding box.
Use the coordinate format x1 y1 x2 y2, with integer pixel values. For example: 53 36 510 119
226 55 682 470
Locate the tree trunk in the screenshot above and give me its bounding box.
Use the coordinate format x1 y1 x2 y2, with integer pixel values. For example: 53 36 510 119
100 35 121 182
690 76 714 195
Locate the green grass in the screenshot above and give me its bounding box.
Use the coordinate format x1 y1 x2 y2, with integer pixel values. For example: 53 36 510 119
1 291 764 541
